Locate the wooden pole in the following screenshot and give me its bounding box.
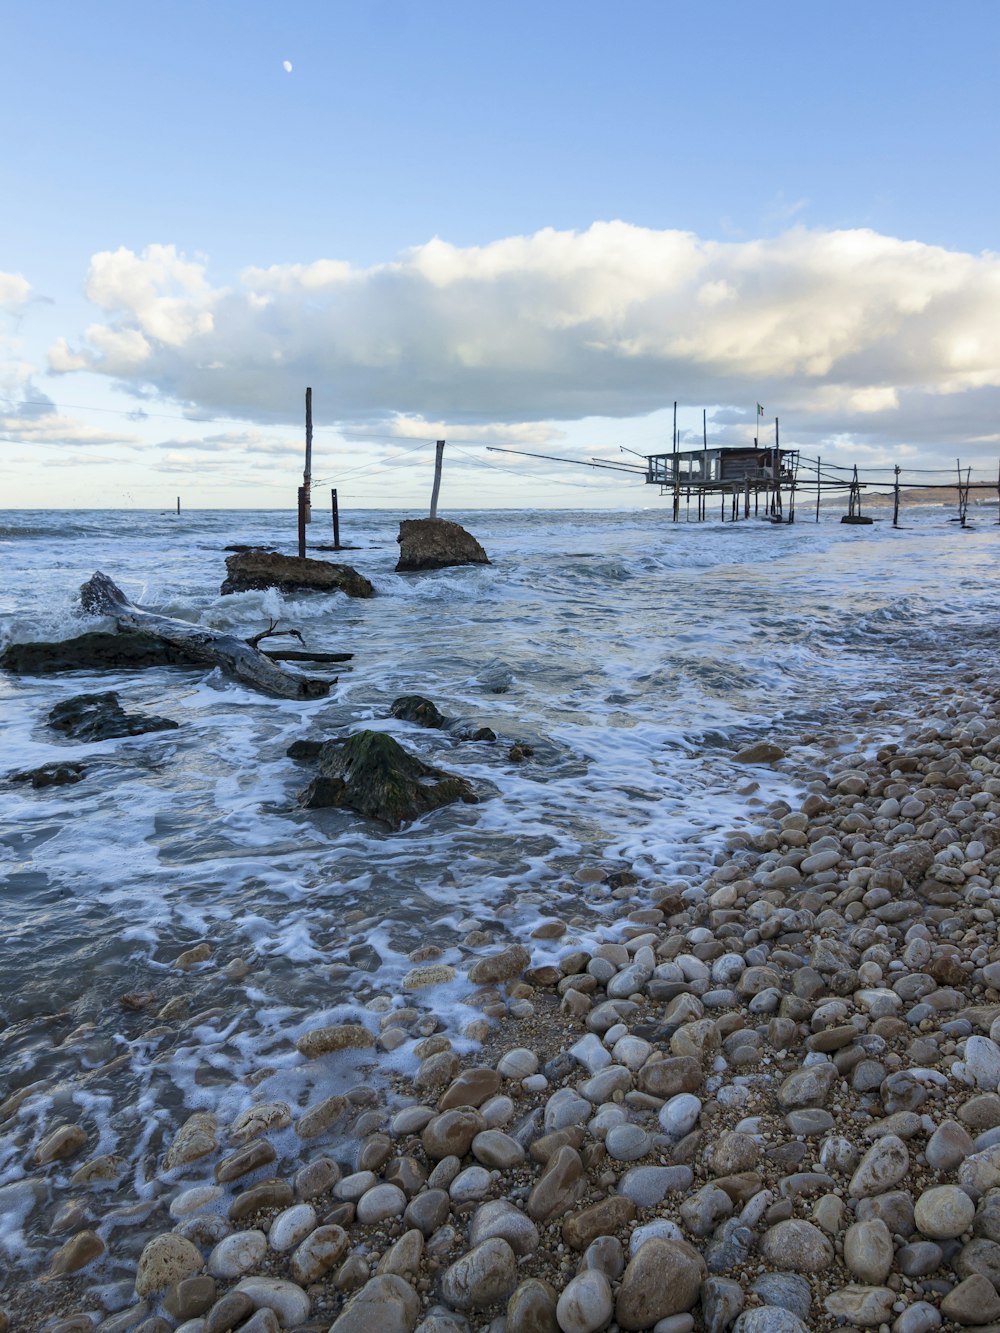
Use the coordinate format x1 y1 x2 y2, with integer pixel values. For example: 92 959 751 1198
893 465 901 528
788 453 796 524
957 459 970 527
429 440 445 519
672 401 679 522
297 486 307 558
331 488 340 548
773 416 781 517
303 388 313 522
702 408 708 498
176 496 180 516
816 456 822 523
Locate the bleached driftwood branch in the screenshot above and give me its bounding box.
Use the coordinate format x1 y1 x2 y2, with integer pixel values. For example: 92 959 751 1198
79 572 332 700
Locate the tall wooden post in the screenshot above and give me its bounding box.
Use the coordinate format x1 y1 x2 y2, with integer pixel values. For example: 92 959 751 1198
672 401 680 522
773 416 780 517
176 496 180 515
788 464 796 524
893 466 901 528
429 440 445 518
303 387 313 522
957 459 968 527
331 488 340 548
816 456 822 523
297 486 307 558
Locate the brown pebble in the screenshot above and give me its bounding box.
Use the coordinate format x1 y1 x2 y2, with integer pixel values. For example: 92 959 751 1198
34 1124 87 1165
47 1228 105 1276
228 1178 294 1222
215 1139 276 1183
204 1291 256 1333
163 1274 217 1320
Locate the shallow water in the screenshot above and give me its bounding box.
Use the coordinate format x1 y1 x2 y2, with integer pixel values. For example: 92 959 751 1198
0 503 997 1274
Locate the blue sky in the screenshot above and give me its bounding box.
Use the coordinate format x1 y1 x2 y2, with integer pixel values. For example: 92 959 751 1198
2 0 999 508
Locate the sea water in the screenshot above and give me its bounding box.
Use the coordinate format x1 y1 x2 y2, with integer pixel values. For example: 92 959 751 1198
0 504 997 1273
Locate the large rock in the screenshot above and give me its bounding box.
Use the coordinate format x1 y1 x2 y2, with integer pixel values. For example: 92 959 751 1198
615 1238 706 1330
758 1220 834 1272
330 1274 420 1333
221 549 374 597
47 691 178 742
299 730 478 829
1 631 198 674
849 1134 910 1198
440 1238 518 1310
135 1233 203 1297
395 518 490 573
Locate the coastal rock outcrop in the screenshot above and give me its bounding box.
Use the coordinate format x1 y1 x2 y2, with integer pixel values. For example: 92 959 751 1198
221 549 374 597
47 691 179 742
0 631 197 674
395 518 490 572
298 729 479 828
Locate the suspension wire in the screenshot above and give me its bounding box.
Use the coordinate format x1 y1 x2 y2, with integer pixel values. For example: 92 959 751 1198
448 444 615 491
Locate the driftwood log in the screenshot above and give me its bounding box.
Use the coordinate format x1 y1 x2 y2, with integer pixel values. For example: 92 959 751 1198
79 572 332 700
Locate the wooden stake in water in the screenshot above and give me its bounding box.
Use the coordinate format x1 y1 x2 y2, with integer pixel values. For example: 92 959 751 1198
893 465 901 528
297 486 307 558
672 401 680 522
176 496 180 516
429 440 445 518
303 387 313 522
815 456 821 523
702 408 708 500
331 489 341 548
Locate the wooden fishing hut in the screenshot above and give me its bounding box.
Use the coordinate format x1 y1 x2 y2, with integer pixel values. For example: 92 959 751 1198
645 442 800 523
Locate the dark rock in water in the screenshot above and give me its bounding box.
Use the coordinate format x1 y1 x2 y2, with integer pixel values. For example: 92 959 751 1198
10 761 86 788
47 692 179 742
299 730 478 829
221 549 375 598
1 631 200 674
390 696 496 744
478 664 513 694
509 743 535 762
287 738 327 761
454 724 497 743
391 695 449 729
395 519 490 573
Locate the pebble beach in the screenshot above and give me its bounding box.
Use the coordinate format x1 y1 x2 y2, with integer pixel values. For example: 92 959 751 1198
3 509 1000 1333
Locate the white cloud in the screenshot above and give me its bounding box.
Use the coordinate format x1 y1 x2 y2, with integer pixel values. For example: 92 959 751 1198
154 428 300 458
0 273 30 310
0 409 140 447
44 225 1000 461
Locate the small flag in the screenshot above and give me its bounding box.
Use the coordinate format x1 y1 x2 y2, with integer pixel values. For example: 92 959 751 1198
757 402 765 416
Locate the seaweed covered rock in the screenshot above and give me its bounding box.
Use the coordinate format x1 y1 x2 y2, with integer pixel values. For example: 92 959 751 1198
47 692 179 742
1 631 198 674
395 519 490 573
221 550 374 598
299 730 478 829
